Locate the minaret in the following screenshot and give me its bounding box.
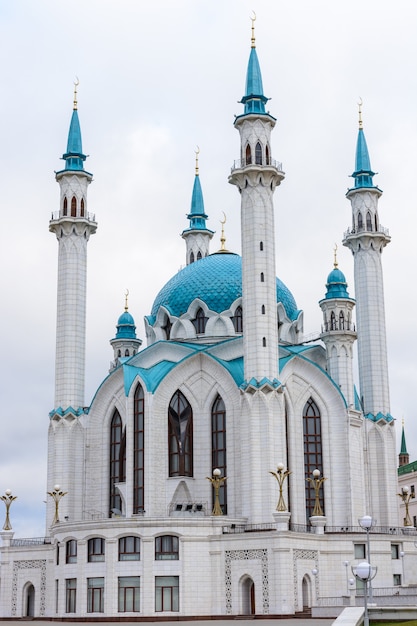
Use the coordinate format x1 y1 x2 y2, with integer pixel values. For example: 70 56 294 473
319 247 357 406
49 82 97 411
181 148 214 265
110 291 142 371
343 103 391 417
229 16 284 383
399 419 410 467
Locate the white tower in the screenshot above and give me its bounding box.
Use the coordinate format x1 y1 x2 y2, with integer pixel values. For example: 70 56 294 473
229 18 284 384
49 86 97 411
319 249 356 406
181 149 214 265
342 111 390 417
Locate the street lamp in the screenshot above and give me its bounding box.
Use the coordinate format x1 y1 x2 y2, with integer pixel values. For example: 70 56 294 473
206 469 227 516
307 469 326 516
0 490 17 531
398 486 415 526
358 515 375 603
352 561 377 626
269 463 291 511
47 484 67 525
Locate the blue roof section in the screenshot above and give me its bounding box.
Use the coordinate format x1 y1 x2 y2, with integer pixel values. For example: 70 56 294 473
62 109 87 172
323 267 352 300
240 46 269 115
150 252 300 322
350 128 377 189
114 310 137 340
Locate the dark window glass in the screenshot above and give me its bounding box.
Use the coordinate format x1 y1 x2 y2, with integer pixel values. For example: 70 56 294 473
192 307 207 334
232 305 243 333
245 144 252 165
87 577 104 612
71 196 77 217
119 536 140 561
88 538 105 562
110 410 125 516
63 197 68 216
118 576 140 612
65 578 76 613
155 576 179 611
168 391 193 477
212 395 227 514
255 141 262 165
155 535 179 560
133 385 145 513
66 539 77 564
303 398 324 520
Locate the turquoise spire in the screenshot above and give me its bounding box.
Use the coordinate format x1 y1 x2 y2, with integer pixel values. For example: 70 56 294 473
240 16 269 115
61 81 87 172
400 421 408 456
183 149 213 233
351 102 376 189
324 247 352 300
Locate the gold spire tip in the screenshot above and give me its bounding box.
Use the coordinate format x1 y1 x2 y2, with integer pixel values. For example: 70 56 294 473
358 97 363 129
195 146 200 176
219 212 227 252
250 11 256 48
73 77 79 111
333 244 338 268
124 289 129 312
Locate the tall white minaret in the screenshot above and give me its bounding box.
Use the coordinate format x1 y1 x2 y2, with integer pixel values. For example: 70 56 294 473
342 105 390 417
229 16 284 383
319 247 357 407
49 83 97 411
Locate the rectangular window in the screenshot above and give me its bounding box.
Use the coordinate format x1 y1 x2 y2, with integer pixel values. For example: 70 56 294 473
55 579 59 614
66 539 77 564
88 537 105 562
413 515 417 528
155 535 179 560
411 484 415 496
155 576 179 612
393 574 402 586
391 544 400 559
354 543 366 559
87 577 104 613
65 578 76 613
118 576 140 612
119 536 140 561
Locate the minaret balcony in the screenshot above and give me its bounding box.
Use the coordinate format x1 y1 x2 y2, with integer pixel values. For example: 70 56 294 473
231 157 283 173
50 210 96 223
343 224 389 238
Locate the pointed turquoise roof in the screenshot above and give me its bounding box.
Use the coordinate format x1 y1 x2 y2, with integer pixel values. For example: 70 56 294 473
400 422 408 456
240 46 269 115
351 127 377 189
62 108 87 171
186 174 209 230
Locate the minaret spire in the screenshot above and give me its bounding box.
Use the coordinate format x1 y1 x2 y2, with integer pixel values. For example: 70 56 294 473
399 419 410 467
181 147 214 265
49 84 97 412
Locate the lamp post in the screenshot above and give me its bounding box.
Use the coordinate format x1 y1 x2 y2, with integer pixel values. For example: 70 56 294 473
358 515 375 603
398 486 415 526
400 550 406 586
352 561 377 626
206 469 227 516
269 463 291 511
0 490 17 531
47 485 67 525
343 561 350 594
307 469 326 516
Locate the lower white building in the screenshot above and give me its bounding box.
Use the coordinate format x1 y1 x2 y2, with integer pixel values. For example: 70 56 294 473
1 24 416 620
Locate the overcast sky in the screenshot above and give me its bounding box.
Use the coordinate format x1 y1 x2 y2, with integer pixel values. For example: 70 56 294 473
1 0 416 536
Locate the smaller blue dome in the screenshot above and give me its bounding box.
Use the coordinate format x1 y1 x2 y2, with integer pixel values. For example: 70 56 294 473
114 310 137 340
324 267 351 300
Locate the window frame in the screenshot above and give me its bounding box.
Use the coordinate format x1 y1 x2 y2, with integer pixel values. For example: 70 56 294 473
66 539 77 564
155 535 179 560
87 537 105 563
119 536 141 561
87 577 104 613
155 576 179 612
118 576 140 612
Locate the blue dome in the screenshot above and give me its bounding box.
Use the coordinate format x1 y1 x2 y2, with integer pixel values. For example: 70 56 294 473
151 252 299 321
118 311 135 326
324 267 351 300
114 310 137 339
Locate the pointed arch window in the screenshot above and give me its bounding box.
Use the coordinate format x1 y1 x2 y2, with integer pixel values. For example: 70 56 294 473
330 311 336 330
262 337 266 347
260 241 264 251
357 212 363 231
366 211 372 231
192 307 207 334
260 272 264 282
374 214 378 231
63 197 68 216
303 398 324 521
255 142 262 165
81 198 85 217
133 384 145 513
197 251 202 260
212 395 227 514
163 317 172 340
261 305 265 314
168 390 193 477
190 251 195 264
339 311 345 330
265 144 270 165
71 196 77 217
245 144 252 166
125 349 130 357
110 410 126 516
232 305 243 333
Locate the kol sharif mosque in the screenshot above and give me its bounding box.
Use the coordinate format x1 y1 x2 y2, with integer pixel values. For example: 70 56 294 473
0 19 414 621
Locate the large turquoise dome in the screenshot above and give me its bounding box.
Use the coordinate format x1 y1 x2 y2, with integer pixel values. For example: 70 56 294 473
151 252 299 321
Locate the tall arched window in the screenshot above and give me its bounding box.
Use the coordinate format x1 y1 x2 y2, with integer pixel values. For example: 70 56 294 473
190 251 195 264
133 385 145 513
357 212 363 231
110 410 126 516
366 211 372 231
71 196 77 217
303 398 324 521
255 142 262 165
330 311 336 330
260 272 264 282
63 197 68 216
245 144 252 165
339 311 345 330
192 308 207 334
197 251 202 260
232 305 243 333
81 198 85 217
163 317 172 340
212 395 227 514
168 390 193 477
265 144 270 165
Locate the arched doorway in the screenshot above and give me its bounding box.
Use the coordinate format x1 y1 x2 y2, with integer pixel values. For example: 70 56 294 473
25 583 35 617
302 575 312 609
241 576 255 615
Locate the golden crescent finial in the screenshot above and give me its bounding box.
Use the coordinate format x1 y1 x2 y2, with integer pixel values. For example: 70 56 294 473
251 11 256 48
195 145 200 176
73 77 79 111
333 244 338 268
358 97 363 129
219 212 228 251
221 211 226 226
124 289 129 312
